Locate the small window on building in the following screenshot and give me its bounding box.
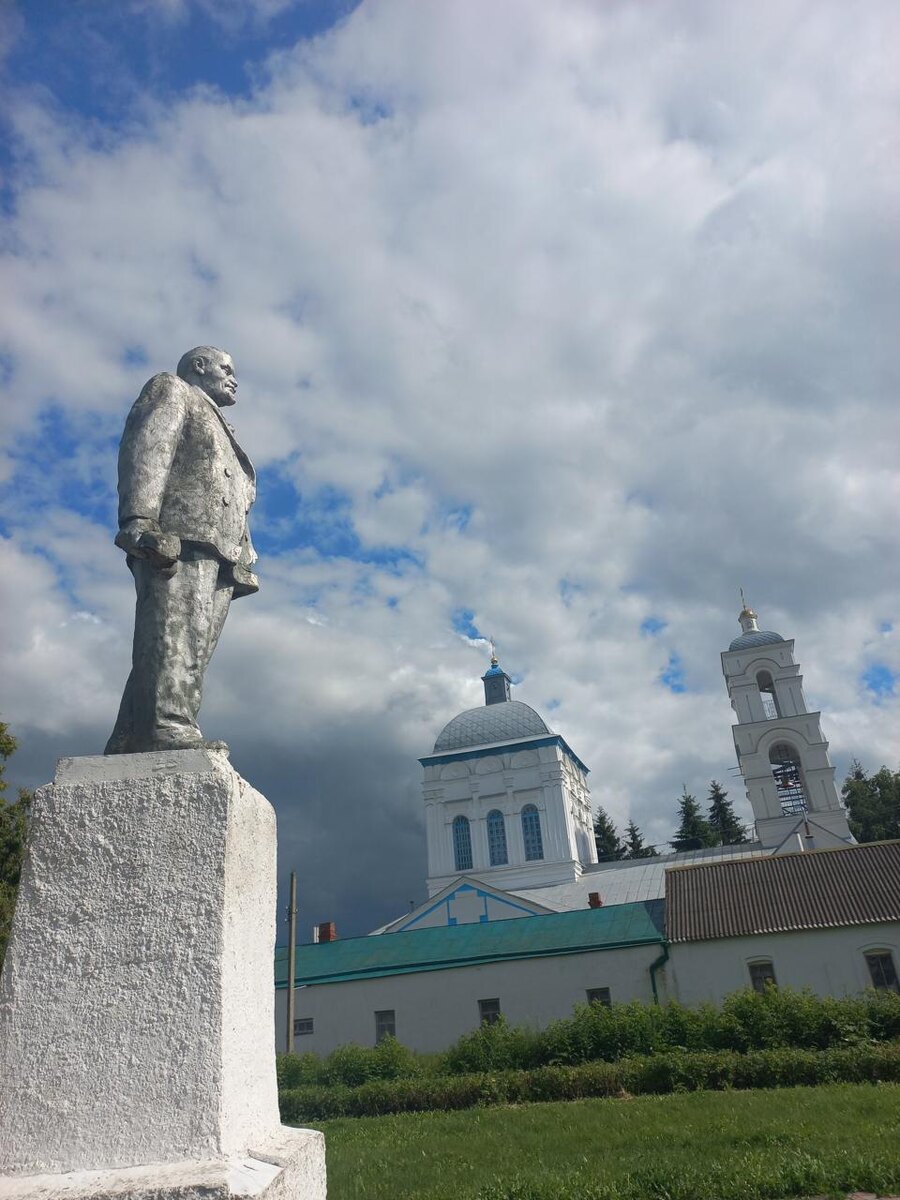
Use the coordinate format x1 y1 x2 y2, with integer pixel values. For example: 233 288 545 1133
756 671 781 720
769 743 807 816
294 1017 314 1036
586 987 611 1007
478 997 501 1025
375 1009 396 1042
521 804 544 861
865 951 900 993
748 960 777 994
487 809 508 866
453 815 473 872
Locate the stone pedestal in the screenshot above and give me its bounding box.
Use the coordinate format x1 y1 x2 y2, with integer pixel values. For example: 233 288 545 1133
0 751 325 1199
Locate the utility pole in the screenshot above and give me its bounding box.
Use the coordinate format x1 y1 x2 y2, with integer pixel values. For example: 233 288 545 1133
285 871 297 1054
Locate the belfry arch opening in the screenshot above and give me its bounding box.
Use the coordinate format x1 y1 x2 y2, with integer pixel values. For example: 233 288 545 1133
756 670 781 720
769 742 807 815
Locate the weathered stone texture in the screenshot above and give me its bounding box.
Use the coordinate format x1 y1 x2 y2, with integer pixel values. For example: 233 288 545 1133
0 751 289 1176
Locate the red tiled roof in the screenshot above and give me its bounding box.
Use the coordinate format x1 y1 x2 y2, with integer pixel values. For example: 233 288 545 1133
665 841 900 942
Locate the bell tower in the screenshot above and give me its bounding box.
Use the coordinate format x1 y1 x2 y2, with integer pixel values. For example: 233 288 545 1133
721 601 854 851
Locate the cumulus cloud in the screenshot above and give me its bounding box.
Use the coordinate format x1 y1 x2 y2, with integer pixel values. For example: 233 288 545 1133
1 0 899 935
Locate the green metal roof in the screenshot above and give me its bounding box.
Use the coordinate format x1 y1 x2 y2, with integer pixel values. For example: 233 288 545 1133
275 899 665 988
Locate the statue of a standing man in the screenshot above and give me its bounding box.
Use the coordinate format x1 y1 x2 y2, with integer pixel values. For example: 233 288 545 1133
105 347 258 755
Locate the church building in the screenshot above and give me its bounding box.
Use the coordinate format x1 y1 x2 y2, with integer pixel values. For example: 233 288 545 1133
275 606 899 1054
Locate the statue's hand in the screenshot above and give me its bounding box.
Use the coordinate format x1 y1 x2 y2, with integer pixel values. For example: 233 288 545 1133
115 523 181 574
137 531 182 574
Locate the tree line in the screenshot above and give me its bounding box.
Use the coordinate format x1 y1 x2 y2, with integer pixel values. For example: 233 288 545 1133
593 779 749 861
594 763 900 861
0 723 32 966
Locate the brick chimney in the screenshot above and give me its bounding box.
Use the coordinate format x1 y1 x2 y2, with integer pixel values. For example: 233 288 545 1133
588 892 603 909
315 921 337 943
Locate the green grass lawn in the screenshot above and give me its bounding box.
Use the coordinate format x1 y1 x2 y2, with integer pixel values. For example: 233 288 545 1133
308 1082 900 1200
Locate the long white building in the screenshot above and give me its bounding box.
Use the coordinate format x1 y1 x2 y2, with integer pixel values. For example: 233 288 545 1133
275 606 899 1054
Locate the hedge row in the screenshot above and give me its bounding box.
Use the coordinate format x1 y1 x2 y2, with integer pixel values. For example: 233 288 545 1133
277 987 900 1089
280 1039 900 1122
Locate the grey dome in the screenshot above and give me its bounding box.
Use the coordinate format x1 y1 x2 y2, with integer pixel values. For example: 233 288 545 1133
729 630 785 651
434 701 552 753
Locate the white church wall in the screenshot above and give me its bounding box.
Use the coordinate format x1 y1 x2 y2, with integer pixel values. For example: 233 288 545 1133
667 922 900 1006
425 740 591 894
277 943 659 1055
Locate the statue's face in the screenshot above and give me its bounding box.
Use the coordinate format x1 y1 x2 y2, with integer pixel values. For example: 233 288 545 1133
192 351 237 407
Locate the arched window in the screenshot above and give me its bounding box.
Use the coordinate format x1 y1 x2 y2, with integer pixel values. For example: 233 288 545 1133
521 804 544 861
487 810 508 866
769 743 807 815
452 815 473 872
756 671 781 720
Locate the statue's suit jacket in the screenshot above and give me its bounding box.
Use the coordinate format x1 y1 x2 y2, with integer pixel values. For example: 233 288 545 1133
116 372 258 596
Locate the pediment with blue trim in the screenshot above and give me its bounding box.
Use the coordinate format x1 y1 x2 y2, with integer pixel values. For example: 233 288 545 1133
375 876 560 934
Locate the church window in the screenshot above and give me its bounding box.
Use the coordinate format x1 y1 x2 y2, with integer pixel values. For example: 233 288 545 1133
453 815 473 872
748 960 777 994
756 671 781 720
769 743 808 815
293 1017 314 1036
375 1010 396 1042
478 997 501 1025
487 810 508 866
586 987 611 1007
865 951 899 993
521 804 544 861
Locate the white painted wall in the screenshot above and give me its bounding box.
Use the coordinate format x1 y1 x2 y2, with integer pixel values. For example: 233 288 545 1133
276 943 660 1055
275 920 900 1056
663 923 900 1006
424 740 596 896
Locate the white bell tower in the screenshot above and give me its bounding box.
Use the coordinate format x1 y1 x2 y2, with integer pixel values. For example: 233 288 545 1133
721 601 854 851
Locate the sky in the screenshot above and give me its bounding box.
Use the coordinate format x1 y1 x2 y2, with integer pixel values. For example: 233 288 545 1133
1 0 898 942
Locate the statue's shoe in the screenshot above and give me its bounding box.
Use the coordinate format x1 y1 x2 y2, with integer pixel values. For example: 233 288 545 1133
160 737 230 755
104 736 230 756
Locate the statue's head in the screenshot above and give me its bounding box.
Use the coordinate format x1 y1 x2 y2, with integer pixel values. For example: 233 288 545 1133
176 346 237 407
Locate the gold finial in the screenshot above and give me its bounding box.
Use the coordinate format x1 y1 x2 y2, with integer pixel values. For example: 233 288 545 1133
489 637 498 666
740 587 753 615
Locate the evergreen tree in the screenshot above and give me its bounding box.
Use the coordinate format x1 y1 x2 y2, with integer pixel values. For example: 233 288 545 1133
670 786 715 851
593 806 626 861
706 780 749 845
842 760 900 843
623 819 657 859
0 723 31 968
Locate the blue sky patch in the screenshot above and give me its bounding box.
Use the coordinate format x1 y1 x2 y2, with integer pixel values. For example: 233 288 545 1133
3 2 361 126
862 663 896 700
253 471 422 572
452 609 483 641
3 406 119 532
660 652 686 693
641 616 667 637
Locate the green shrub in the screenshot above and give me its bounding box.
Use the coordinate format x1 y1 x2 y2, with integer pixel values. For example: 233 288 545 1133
280 1039 900 1121
280 1083 351 1121
439 1017 543 1075
276 1052 325 1090
276 987 900 1114
369 1033 424 1079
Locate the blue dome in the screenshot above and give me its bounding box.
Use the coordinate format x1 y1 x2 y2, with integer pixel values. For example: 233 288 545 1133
729 630 785 652
434 700 551 752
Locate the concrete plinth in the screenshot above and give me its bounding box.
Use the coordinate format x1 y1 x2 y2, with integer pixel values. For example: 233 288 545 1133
0 751 324 1198
0 1128 325 1200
